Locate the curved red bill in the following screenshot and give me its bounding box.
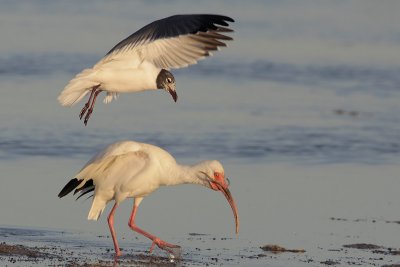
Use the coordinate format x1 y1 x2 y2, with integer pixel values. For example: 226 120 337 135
216 183 239 234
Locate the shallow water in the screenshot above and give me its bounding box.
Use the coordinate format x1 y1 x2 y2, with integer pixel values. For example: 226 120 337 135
1 1 400 266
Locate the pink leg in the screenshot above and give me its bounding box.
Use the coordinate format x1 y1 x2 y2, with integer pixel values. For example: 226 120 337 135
128 202 180 255
79 85 100 120
83 88 103 126
107 203 122 257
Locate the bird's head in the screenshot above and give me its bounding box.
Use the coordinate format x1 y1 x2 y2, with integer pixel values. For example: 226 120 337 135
198 160 239 234
156 69 177 102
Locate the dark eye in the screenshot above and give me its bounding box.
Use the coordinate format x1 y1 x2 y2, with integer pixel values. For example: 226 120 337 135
167 78 172 83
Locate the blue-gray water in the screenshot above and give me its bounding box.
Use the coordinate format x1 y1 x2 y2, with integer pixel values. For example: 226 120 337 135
1 1 400 266
1 54 400 163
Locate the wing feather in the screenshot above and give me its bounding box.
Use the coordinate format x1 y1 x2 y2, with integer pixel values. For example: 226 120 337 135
76 150 149 189
215 26 234 33
189 35 226 47
97 14 234 70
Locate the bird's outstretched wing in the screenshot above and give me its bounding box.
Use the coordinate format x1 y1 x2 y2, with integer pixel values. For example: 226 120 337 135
97 14 234 69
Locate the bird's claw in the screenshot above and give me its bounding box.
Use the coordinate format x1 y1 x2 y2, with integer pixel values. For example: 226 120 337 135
79 103 89 120
150 238 181 257
84 109 93 126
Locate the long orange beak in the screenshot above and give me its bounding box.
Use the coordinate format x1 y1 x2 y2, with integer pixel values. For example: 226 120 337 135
215 183 240 234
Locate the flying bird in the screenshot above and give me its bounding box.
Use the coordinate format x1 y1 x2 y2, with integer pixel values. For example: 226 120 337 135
58 140 239 257
58 14 234 125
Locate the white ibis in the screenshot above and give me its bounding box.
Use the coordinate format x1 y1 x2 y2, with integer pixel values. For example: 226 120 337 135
58 14 234 125
58 140 239 257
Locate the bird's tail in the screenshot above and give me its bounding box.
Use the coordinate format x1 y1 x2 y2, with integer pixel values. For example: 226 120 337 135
58 178 95 199
58 68 100 106
58 177 104 220
87 196 106 221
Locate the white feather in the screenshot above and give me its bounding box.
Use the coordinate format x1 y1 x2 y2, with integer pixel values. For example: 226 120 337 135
103 92 119 104
58 68 99 106
87 196 107 221
69 140 226 220
58 21 232 107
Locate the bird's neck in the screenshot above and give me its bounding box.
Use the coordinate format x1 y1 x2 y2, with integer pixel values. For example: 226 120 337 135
162 163 207 187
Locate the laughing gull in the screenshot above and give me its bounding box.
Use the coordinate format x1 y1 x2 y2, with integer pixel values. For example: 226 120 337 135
58 14 234 125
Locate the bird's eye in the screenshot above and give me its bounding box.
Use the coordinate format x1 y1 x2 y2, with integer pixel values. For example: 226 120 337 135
214 172 222 180
167 78 172 83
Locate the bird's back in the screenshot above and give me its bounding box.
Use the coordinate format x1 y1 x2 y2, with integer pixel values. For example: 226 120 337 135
77 140 176 195
59 140 178 220
79 141 175 171
81 141 143 168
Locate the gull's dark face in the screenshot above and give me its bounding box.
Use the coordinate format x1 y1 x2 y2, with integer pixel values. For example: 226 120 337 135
156 69 177 102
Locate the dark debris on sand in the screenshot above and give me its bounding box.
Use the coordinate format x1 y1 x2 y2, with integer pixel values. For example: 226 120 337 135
342 243 400 256
118 253 178 266
260 244 305 253
188 233 208 236
0 242 46 258
0 242 178 267
343 243 382 249
320 259 340 265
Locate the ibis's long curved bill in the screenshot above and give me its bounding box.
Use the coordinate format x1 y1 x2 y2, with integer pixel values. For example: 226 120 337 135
217 184 239 234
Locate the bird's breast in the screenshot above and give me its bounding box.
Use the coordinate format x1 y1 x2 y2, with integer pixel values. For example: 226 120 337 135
97 63 160 93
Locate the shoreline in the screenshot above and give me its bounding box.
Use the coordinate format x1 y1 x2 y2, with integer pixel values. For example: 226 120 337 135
1 223 399 266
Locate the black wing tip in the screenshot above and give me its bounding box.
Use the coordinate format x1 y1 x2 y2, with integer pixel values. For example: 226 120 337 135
76 187 95 201
73 179 94 201
203 14 234 23
73 179 94 195
216 26 234 33
58 178 82 198
105 14 234 56
169 14 234 23
207 14 234 23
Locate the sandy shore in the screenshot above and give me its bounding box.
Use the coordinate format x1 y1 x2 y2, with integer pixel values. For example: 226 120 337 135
1 223 400 267
2 162 400 267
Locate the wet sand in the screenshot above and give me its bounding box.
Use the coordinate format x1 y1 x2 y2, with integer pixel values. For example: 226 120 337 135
1 219 400 267
2 162 400 267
